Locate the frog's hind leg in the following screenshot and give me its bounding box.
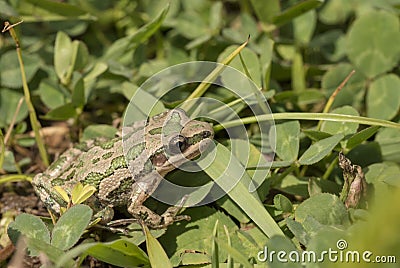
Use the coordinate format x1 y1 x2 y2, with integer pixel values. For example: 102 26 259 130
128 184 190 229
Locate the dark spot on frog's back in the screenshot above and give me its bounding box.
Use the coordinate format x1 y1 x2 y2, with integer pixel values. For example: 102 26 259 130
106 176 134 204
98 139 117 150
51 178 66 186
102 151 113 160
92 157 101 164
126 142 146 162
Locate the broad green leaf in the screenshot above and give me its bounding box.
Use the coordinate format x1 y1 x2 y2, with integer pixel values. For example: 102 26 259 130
73 41 89 71
273 194 293 213
250 0 280 23
306 227 348 266
198 143 284 238
272 0 323 26
367 74 400 120
0 51 40 88
7 214 50 246
0 88 28 128
286 218 310 246
38 80 68 109
42 103 77 120
295 193 350 226
26 237 66 262
51 204 92 250
85 240 149 268
319 0 352 24
293 10 316 44
346 10 400 78
321 106 359 136
298 134 344 165
365 163 400 187
346 126 380 150
82 124 118 141
160 206 237 266
54 31 72 82
218 46 262 88
24 0 88 17
274 121 300 161
144 225 173 268
303 130 332 142
104 4 169 61
375 126 400 162
321 63 366 110
274 175 309 197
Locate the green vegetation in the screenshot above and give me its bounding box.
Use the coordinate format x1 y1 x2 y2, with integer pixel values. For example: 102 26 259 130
1 0 400 267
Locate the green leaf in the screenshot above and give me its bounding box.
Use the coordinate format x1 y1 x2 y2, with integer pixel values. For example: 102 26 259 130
42 103 77 120
198 143 284 238
295 193 350 226
7 213 50 246
272 0 323 26
298 134 344 165
303 130 332 142
286 217 310 246
249 0 280 23
73 41 89 71
54 31 73 82
26 237 66 263
22 0 93 22
0 88 28 128
346 10 400 78
71 76 85 107
85 240 149 268
321 106 359 136
160 206 237 266
321 63 366 110
319 0 352 24
71 183 96 205
375 126 400 162
273 194 293 213
213 237 253 268
365 163 400 187
82 124 118 141
346 126 380 150
0 51 40 88
0 0 17 16
104 4 169 61
51 204 92 250
144 225 173 268
367 74 400 120
38 80 69 109
218 46 262 88
293 10 316 44
274 121 300 161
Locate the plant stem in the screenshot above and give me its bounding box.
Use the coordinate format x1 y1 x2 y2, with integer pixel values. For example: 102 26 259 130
2 21 49 166
213 112 400 132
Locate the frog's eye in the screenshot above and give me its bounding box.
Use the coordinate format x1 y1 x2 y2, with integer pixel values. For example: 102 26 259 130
167 135 188 155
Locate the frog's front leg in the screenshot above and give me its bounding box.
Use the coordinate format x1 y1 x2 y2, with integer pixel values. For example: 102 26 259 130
128 176 190 228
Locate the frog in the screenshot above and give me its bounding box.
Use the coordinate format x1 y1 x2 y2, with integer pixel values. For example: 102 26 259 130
32 108 214 229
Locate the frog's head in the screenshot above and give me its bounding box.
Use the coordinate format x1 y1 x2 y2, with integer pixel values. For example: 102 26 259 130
147 108 214 175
